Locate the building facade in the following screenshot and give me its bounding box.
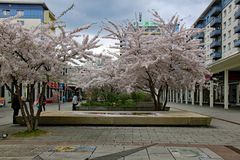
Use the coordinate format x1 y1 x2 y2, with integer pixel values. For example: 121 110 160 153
170 0 240 109
0 0 56 106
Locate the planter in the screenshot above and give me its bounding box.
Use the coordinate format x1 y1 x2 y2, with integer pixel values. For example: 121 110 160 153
16 111 212 126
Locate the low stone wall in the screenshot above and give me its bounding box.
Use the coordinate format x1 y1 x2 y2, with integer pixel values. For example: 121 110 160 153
16 111 212 126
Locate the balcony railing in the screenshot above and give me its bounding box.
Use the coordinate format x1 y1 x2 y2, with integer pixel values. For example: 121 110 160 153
234 40 240 47
235 0 240 5
210 40 221 49
235 9 240 19
210 17 221 27
210 29 221 38
210 6 222 17
195 32 204 39
234 25 240 33
211 52 222 60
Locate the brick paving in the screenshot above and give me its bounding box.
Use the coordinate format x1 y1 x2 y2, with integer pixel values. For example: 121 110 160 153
1 103 240 159
2 119 240 146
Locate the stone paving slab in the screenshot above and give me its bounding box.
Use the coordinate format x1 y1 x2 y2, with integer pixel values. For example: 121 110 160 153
0 157 33 160
36 145 226 160
169 103 240 125
0 144 240 160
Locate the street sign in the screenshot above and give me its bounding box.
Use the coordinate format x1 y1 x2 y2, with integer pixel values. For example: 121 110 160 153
59 83 64 89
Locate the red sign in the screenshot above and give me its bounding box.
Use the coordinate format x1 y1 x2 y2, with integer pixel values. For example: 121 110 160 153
47 82 59 89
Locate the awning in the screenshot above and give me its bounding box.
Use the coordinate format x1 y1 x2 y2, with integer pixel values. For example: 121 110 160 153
208 52 240 74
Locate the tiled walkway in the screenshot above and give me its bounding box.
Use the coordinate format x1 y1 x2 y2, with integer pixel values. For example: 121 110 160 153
0 144 240 160
169 103 240 124
1 102 240 159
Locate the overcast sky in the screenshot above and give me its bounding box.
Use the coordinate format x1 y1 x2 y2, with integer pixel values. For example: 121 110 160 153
44 0 211 53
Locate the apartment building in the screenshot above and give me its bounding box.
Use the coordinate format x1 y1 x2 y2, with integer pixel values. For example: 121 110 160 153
169 0 240 109
0 0 56 105
0 0 55 27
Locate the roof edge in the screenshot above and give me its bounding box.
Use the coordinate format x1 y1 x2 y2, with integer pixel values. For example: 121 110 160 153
193 0 220 27
0 0 49 10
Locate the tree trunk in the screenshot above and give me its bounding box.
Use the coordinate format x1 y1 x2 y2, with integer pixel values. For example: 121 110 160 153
6 81 46 131
150 88 162 111
156 94 162 111
8 83 33 131
33 82 46 130
162 85 169 111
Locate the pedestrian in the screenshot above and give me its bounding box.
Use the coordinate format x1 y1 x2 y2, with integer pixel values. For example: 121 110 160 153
62 95 66 103
11 92 20 124
72 94 78 111
42 95 46 111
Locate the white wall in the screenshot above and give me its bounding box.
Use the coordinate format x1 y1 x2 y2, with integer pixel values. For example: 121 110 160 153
222 1 240 58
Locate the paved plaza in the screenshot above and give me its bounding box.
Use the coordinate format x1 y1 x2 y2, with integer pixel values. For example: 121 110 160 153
169 103 240 125
0 144 237 160
0 103 240 159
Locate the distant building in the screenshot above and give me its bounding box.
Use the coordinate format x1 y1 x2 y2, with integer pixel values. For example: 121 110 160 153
137 21 160 34
0 0 55 28
172 0 240 110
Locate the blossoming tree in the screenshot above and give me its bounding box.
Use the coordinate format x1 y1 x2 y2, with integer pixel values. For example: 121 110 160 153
0 8 100 131
103 11 209 111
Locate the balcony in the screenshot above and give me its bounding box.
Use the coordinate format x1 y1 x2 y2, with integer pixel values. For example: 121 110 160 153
210 29 221 38
235 9 240 19
211 52 222 60
234 25 240 33
235 0 240 5
195 32 204 39
210 6 222 17
210 17 221 27
234 40 240 47
210 40 221 49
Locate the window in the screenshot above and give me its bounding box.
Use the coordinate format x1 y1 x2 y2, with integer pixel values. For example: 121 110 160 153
228 18 232 26
228 42 231 50
223 22 226 29
229 5 232 13
17 10 24 16
224 10 227 17
17 20 24 25
228 30 231 38
223 45 226 52
223 33 226 41
3 10 10 16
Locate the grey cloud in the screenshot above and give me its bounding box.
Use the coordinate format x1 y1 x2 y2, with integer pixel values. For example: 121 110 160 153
44 0 211 34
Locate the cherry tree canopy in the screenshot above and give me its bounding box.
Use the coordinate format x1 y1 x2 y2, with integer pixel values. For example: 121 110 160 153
101 11 210 110
0 11 101 130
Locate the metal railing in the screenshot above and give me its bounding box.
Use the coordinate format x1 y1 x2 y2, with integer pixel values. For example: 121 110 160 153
210 17 221 27
210 29 221 38
210 40 221 49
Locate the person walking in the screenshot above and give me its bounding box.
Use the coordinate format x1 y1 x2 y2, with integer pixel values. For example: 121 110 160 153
72 94 78 111
42 95 46 111
12 93 20 124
